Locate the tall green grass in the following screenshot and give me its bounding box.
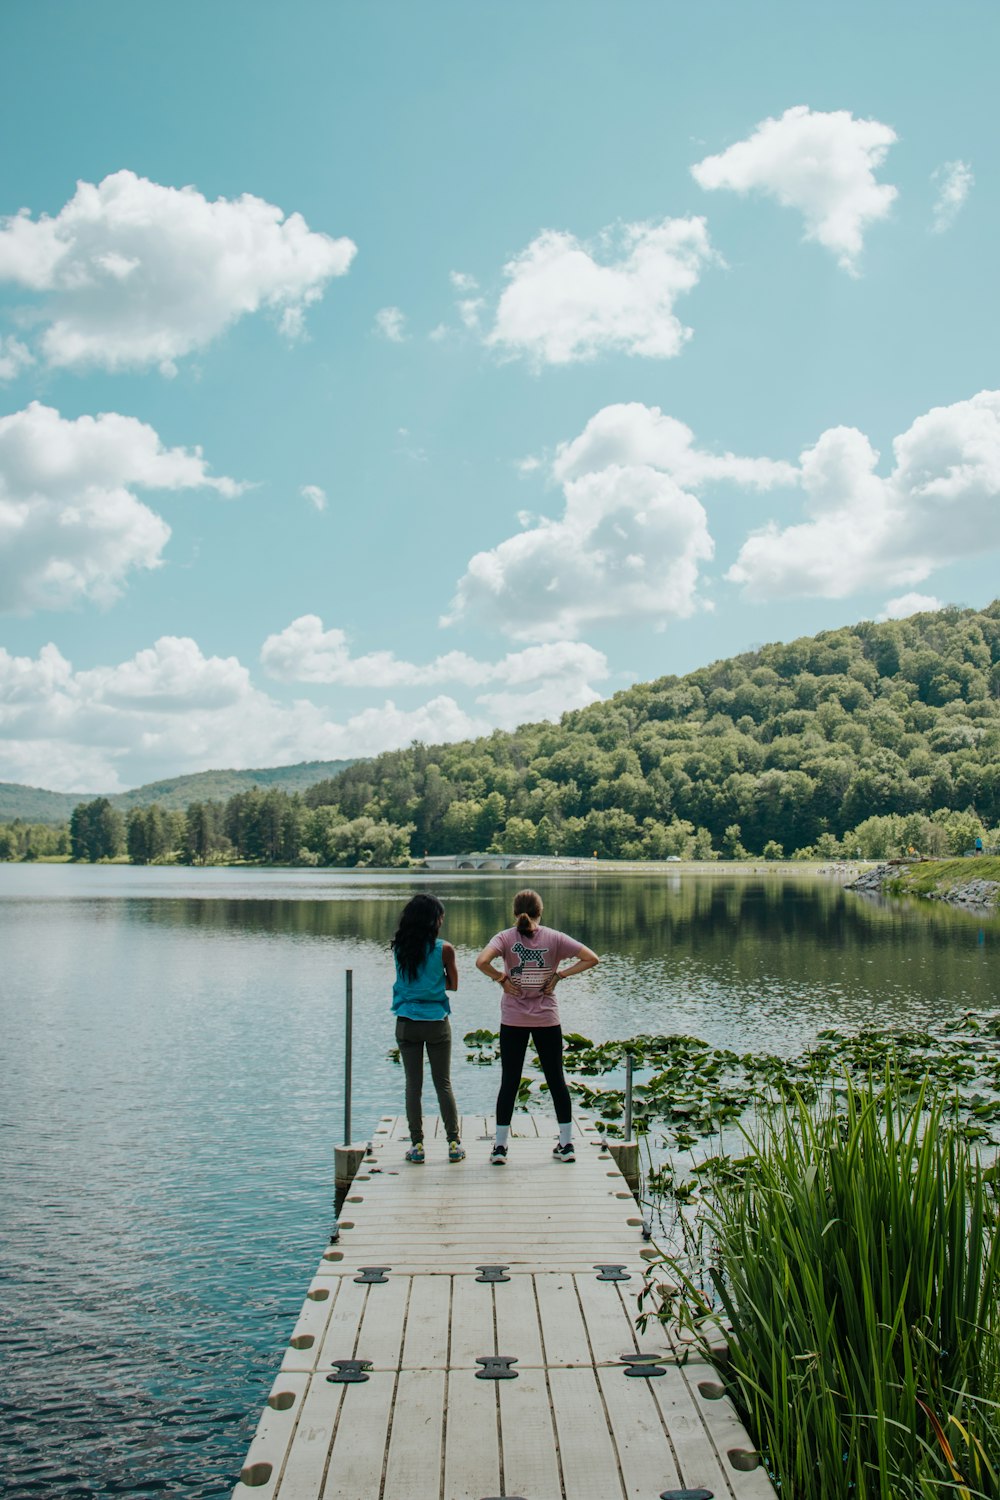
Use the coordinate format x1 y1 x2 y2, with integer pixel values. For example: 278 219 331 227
655 1076 1000 1498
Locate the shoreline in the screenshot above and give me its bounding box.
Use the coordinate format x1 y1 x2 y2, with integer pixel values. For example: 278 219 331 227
2 854 871 882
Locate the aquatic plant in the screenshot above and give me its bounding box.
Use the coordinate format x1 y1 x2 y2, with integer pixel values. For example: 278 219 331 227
641 1075 1000 1499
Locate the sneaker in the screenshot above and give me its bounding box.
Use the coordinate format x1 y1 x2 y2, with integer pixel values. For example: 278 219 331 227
552 1141 575 1163
490 1142 508 1165
404 1143 425 1164
448 1140 466 1162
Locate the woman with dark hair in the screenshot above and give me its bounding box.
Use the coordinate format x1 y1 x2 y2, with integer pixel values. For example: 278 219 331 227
475 889 598 1166
391 893 464 1163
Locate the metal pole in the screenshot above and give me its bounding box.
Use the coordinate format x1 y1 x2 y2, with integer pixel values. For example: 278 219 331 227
625 1051 633 1142
344 969 353 1146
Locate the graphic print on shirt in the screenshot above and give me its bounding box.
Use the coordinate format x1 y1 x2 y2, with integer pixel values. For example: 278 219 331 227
509 941 549 979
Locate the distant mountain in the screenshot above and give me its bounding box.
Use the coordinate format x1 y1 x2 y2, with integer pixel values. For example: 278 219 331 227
0 760 357 825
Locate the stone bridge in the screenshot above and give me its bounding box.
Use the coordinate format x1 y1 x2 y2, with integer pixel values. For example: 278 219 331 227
421 852 530 871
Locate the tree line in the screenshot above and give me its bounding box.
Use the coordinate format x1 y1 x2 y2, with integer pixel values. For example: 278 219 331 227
1 602 998 866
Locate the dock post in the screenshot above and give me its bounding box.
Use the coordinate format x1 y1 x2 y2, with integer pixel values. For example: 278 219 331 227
607 1050 640 1194
335 968 366 1198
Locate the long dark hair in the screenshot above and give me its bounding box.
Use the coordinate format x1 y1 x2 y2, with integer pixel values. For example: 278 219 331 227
513 888 543 935
391 893 445 981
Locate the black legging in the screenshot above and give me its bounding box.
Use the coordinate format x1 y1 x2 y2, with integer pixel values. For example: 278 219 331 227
496 1023 572 1127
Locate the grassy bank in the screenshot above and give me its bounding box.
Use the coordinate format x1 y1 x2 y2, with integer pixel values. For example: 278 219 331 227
888 856 1000 903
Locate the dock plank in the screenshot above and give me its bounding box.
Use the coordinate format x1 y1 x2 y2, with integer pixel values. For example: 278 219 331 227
497 1365 564 1500
549 1365 626 1499
381 1368 445 1498
320 1373 394 1500
442 1367 502 1500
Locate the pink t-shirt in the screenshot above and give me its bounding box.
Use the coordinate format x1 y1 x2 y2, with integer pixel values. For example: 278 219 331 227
486 924 583 1027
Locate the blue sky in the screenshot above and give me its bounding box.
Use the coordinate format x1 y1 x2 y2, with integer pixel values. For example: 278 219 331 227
1 0 998 791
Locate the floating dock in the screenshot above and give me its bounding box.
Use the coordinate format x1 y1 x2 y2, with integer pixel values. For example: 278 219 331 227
233 1113 776 1500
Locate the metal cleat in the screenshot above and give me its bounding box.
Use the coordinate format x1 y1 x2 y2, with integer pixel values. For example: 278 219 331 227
475 1355 519 1380
594 1263 631 1281
326 1359 372 1384
475 1264 510 1282
353 1266 391 1283
621 1352 668 1378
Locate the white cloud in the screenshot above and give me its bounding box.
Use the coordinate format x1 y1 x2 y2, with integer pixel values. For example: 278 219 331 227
692 105 898 273
551 403 798 491
457 296 485 331
0 402 243 614
0 636 492 792
446 403 796 640
484 218 716 365
0 170 356 372
78 636 250 710
301 483 327 511
446 465 715 640
878 592 944 621
260 615 608 722
931 160 973 233
727 391 1000 600
449 271 479 292
0 335 33 381
374 306 407 341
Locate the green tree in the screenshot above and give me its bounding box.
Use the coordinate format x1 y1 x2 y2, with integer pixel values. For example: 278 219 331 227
70 798 124 861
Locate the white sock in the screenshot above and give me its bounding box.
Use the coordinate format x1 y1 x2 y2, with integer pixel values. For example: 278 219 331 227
495 1125 510 1147
559 1122 573 1147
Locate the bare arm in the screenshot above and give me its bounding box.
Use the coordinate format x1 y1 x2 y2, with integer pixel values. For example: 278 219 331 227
475 944 520 995
541 943 599 995
442 941 458 992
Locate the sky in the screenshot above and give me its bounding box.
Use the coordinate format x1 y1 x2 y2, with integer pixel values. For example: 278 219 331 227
1 0 998 793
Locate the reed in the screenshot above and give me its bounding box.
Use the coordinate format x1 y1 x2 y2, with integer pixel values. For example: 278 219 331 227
655 1074 1000 1498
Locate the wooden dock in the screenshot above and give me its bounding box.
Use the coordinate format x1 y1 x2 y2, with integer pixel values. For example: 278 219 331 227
233 1114 776 1500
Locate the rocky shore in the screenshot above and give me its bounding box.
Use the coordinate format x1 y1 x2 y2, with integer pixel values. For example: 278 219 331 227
848 862 1000 909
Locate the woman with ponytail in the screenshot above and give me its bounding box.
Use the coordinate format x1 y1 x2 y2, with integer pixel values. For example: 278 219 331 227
391 893 464 1164
475 889 598 1165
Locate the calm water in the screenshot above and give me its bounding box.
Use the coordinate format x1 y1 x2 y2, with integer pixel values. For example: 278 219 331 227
1 865 997 1498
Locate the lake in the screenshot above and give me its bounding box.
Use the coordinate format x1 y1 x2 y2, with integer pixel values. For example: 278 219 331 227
1 864 996 1497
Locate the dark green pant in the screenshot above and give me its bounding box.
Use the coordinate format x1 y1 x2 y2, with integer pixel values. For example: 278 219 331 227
395 1017 460 1144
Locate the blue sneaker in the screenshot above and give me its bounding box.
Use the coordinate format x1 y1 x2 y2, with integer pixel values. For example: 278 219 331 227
448 1140 466 1162
404 1143 425 1164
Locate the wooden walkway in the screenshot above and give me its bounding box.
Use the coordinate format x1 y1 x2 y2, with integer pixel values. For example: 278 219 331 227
233 1114 776 1500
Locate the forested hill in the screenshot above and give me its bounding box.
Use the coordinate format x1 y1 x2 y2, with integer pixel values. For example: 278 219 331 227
0 759 354 825
305 603 1000 860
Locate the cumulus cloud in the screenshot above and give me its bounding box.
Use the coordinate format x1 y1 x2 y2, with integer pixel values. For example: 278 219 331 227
446 403 796 640
692 106 898 272
551 403 798 490
727 391 1000 600
931 160 973 233
374 306 407 341
484 218 716 365
260 615 608 713
0 402 243 613
301 484 327 511
0 335 33 381
0 170 356 372
878 593 944 621
0 636 491 792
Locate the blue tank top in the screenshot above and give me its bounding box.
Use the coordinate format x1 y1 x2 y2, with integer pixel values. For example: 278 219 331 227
392 937 450 1020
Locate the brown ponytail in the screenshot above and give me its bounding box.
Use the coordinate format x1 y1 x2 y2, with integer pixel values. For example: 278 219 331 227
513 888 542 934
